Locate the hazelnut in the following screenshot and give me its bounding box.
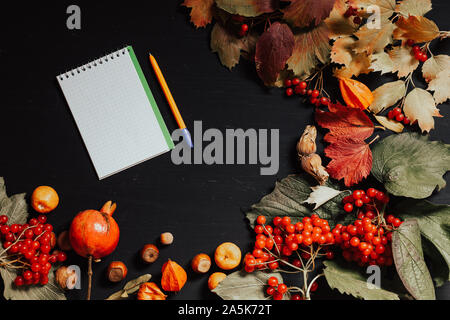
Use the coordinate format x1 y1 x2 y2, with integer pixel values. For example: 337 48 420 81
160 232 174 245
297 125 317 157
55 266 78 290
57 230 72 251
191 253 211 274
141 244 159 264
107 261 128 282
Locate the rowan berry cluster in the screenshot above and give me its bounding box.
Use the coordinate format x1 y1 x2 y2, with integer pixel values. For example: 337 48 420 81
387 107 411 125
406 40 429 62
343 6 361 24
284 78 330 107
0 214 66 287
334 188 402 267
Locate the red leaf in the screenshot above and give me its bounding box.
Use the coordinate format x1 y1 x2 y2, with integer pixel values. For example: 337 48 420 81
183 0 215 28
315 104 374 186
282 0 336 28
255 22 295 85
325 138 372 187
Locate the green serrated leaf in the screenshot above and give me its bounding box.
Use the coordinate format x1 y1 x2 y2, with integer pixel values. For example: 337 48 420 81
422 237 449 287
392 199 450 286
371 133 450 199
392 220 436 300
212 270 288 300
246 174 351 229
323 260 399 300
106 274 152 300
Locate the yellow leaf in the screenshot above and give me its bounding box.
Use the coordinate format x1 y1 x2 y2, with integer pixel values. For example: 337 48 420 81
348 0 396 22
331 36 355 67
404 88 442 133
369 80 405 114
422 55 450 82
374 115 404 133
393 16 440 43
182 0 215 28
353 22 395 55
428 70 450 104
370 51 395 75
395 0 432 17
388 46 419 78
334 53 373 79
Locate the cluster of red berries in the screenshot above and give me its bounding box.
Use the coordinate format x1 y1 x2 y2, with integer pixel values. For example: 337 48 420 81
284 78 330 107
0 214 67 287
265 276 288 300
238 24 249 37
243 215 335 273
344 6 361 24
406 40 429 62
387 107 411 125
333 188 402 267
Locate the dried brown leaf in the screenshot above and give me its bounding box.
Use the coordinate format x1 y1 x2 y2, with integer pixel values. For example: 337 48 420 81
287 23 331 77
282 0 336 28
353 22 395 55
182 0 215 28
388 46 419 78
215 0 277 17
422 55 450 82
325 0 358 39
331 36 355 66
369 80 405 114
374 115 404 133
395 0 432 17
348 0 396 22
404 88 442 133
370 51 395 75
394 16 440 43
333 52 372 78
428 70 450 104
255 22 295 85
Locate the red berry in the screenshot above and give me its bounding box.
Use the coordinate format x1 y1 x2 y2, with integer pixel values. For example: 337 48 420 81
299 81 307 89
277 283 288 294
266 286 276 296
273 291 283 300
29 218 38 226
14 276 24 287
0 215 8 224
281 216 291 226
39 275 49 285
268 276 279 287
307 89 312 96
395 113 405 122
419 53 428 62
10 224 19 234
320 97 329 105
241 24 248 32
256 215 266 225
354 199 364 208
353 16 361 24
412 45 421 53
285 224 296 234
393 107 402 116
344 203 354 213
292 78 300 86
310 282 319 292
406 39 415 46
291 294 302 300
387 110 395 120
23 270 33 281
393 218 402 228
286 88 294 96
403 117 410 125
352 190 363 200
350 237 360 247
294 85 303 94
284 79 292 87
311 90 320 98
366 188 377 198
326 251 335 260
0 225 10 234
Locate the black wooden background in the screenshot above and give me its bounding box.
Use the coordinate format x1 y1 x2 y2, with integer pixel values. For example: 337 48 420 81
0 0 449 300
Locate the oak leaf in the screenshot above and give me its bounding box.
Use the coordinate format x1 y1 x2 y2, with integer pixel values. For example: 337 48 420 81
428 70 450 105
395 0 432 17
393 16 440 43
315 104 374 186
369 80 405 114
255 22 295 85
211 23 255 70
282 0 336 28
286 23 330 78
215 0 277 17
182 0 215 28
403 88 442 133
370 51 395 75
422 55 450 82
325 0 358 39
353 22 395 55
388 46 419 78
348 0 396 22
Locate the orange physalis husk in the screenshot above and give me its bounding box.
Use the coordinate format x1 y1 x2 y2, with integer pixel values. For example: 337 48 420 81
339 78 374 110
137 282 167 300
161 259 187 292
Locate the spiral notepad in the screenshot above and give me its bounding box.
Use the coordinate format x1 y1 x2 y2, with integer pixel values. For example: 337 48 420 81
57 46 174 180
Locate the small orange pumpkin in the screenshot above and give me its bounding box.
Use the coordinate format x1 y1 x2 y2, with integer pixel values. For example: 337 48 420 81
339 78 374 110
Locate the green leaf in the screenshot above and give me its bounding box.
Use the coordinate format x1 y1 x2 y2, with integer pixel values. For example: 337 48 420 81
212 270 287 300
323 260 400 300
246 174 351 229
106 274 152 300
0 266 66 300
0 177 66 300
371 133 450 199
215 0 277 17
392 220 436 300
392 199 450 286
422 237 449 287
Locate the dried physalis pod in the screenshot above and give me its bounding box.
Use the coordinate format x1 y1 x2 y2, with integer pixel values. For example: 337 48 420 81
339 78 374 110
141 244 159 264
107 261 128 282
297 125 317 157
55 266 78 290
301 154 329 186
161 259 187 292
137 282 167 300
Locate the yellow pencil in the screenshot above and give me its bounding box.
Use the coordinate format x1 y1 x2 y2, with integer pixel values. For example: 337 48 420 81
149 54 193 148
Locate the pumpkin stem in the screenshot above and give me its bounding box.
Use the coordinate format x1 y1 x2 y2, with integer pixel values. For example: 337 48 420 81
87 255 93 300
100 201 116 216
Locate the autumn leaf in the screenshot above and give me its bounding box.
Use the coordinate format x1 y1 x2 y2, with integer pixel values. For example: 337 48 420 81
403 88 441 133
370 51 395 75
182 0 214 28
334 53 373 79
325 0 358 39
315 104 374 186
374 115 404 133
369 80 405 114
215 0 277 17
286 23 330 78
331 37 372 78
393 16 440 43
353 22 395 55
331 36 355 67
282 0 336 28
303 186 346 210
388 46 419 78
422 55 450 82
348 0 396 22
428 70 450 104
395 0 432 17
211 23 255 70
255 22 295 85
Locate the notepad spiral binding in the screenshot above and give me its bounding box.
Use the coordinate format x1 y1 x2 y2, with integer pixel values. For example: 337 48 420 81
58 47 131 81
